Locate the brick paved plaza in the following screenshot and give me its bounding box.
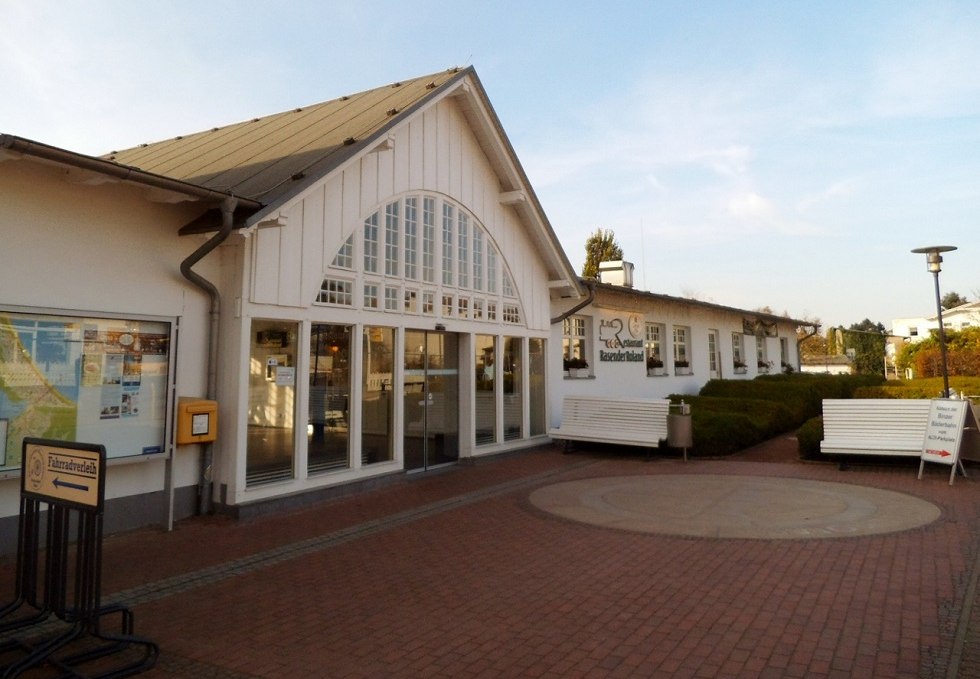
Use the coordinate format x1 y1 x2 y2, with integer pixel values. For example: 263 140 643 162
3 437 980 678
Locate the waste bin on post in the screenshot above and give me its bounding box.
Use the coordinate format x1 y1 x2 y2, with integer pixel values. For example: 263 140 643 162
667 401 693 461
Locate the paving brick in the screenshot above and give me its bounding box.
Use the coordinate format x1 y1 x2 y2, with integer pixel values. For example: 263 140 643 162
2 439 980 678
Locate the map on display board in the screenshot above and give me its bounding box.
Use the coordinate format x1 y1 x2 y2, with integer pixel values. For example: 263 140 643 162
0 312 172 470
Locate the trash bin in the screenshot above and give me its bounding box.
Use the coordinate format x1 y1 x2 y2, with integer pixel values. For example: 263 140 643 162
667 402 693 460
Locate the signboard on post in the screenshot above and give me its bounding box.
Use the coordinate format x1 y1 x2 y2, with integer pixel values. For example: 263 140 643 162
21 438 106 511
918 399 970 485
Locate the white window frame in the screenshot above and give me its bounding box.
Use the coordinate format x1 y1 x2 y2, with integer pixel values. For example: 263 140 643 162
422 197 436 283
384 201 399 277
732 332 746 372
316 278 353 306
363 213 379 273
563 315 589 370
404 197 418 280
441 204 454 286
363 283 379 309
673 325 690 373
756 336 769 370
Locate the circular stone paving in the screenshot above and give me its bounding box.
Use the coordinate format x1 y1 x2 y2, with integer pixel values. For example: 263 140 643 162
528 475 941 539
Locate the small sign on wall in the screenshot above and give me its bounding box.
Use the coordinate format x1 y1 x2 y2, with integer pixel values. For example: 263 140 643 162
275 366 296 386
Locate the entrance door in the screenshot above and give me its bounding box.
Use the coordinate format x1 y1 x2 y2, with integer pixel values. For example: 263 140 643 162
403 330 459 471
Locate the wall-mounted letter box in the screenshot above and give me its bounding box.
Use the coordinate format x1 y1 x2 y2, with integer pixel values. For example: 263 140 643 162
176 397 218 445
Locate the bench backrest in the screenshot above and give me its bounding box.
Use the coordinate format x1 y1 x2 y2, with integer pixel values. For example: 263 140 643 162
560 396 670 434
822 399 931 440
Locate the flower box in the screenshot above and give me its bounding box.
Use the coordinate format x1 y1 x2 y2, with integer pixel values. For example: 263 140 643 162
646 357 665 376
564 357 589 377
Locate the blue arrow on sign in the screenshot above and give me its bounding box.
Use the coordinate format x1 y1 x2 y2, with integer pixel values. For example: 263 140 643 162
53 477 89 492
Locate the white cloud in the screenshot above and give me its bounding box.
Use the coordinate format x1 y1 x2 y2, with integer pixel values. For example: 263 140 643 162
728 191 776 223
796 179 860 213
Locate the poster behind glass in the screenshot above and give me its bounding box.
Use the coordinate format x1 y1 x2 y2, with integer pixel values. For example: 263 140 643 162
0 310 172 471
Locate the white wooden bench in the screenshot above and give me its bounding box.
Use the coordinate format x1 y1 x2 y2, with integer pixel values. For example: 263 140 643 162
820 399 931 457
548 396 670 458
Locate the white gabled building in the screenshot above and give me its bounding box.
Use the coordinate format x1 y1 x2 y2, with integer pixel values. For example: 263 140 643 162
0 68 582 551
0 66 807 552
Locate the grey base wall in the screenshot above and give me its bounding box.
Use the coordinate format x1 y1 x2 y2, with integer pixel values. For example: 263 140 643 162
0 485 199 557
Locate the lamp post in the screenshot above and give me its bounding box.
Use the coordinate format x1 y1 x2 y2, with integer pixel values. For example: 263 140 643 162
911 245 957 398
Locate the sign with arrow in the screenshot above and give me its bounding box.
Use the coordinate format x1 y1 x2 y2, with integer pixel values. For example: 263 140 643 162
919 400 970 485
21 438 105 511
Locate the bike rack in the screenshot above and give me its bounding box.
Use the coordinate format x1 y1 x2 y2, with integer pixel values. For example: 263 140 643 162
0 439 158 678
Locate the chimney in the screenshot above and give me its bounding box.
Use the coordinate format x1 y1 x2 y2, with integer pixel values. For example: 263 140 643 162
598 260 634 288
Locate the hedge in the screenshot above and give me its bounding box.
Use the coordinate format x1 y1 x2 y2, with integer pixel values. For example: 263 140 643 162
656 373 882 458
854 376 980 400
796 416 824 459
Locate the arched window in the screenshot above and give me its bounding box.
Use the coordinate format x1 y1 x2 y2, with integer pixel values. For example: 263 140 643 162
317 195 524 325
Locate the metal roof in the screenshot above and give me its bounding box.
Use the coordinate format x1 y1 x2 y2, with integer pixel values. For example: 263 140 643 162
104 68 468 209
592 281 811 327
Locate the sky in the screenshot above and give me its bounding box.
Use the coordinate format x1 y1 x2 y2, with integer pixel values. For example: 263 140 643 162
2 0 978 331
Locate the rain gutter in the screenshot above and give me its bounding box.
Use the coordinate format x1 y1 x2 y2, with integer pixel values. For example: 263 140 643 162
180 197 237 515
551 279 596 325
0 135 261 210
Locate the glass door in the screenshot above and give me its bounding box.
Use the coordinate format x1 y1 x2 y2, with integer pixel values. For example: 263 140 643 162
247 320 297 486
403 330 459 471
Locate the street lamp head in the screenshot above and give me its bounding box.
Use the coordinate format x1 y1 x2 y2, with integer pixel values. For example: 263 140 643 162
911 245 956 397
911 245 957 273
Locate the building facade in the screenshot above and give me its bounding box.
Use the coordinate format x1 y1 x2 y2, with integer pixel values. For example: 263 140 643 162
548 277 803 424
1 67 806 551
0 68 581 550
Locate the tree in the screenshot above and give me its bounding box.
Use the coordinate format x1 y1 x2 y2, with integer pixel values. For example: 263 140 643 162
897 327 980 377
838 319 887 376
796 318 825 359
582 228 623 280
941 291 969 310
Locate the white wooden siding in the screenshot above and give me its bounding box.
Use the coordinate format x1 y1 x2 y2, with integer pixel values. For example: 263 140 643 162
248 97 551 330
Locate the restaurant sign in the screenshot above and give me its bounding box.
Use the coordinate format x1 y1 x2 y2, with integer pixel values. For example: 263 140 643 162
598 315 645 363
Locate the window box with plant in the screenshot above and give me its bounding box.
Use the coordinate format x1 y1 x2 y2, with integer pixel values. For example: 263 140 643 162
674 360 692 376
564 357 590 378
733 359 747 374
646 356 666 376
757 360 772 374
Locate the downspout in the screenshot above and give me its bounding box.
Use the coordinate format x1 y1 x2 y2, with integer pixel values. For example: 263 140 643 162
180 196 238 515
550 278 596 325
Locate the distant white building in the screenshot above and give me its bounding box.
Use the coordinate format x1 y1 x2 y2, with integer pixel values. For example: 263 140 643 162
889 301 980 378
891 302 980 342
800 355 854 376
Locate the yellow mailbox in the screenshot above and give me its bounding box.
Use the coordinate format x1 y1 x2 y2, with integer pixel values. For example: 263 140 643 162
176 397 218 445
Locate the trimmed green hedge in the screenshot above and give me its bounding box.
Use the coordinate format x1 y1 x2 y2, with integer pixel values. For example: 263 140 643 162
854 376 980 400
797 416 823 459
661 374 974 459
670 373 884 457
662 374 884 458
698 373 883 422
